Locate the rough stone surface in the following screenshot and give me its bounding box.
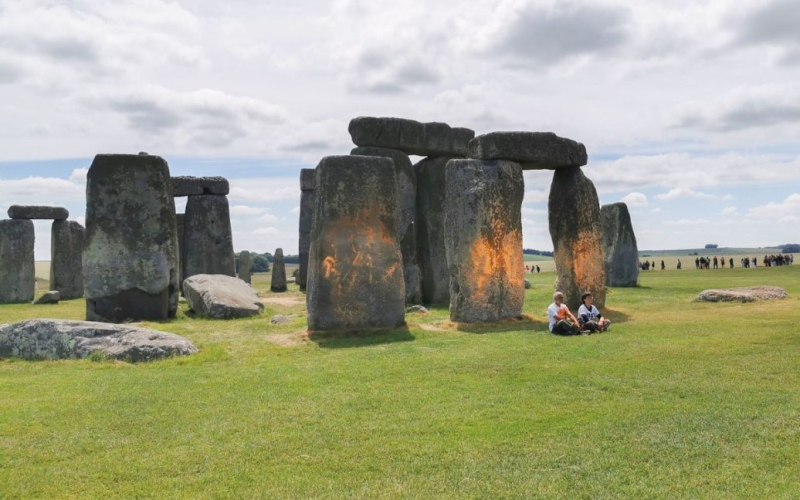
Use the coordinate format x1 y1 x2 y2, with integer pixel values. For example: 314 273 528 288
0 319 197 361
34 291 60 304
468 132 587 170
0 219 36 303
306 155 405 332
83 154 179 322
8 205 69 220
549 167 606 311
50 220 85 300
600 203 639 287
298 168 315 292
238 250 253 284
352 146 422 304
176 213 185 292
349 116 474 156
271 248 287 292
183 274 264 319
524 279 531 290
406 305 429 314
270 314 295 325
445 159 525 323
183 195 235 281
414 156 453 305
172 176 230 196
696 286 788 303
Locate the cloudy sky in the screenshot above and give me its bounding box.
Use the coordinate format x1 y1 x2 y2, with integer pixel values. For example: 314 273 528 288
1 0 799 259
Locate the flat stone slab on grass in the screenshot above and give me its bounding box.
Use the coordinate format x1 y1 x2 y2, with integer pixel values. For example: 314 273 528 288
33 291 60 304
183 274 264 319
0 319 197 361
349 116 474 157
696 286 788 303
7 205 69 220
468 132 587 170
172 176 230 196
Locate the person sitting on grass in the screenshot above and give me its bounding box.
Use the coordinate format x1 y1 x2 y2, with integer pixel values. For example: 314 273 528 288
578 292 611 333
547 291 579 335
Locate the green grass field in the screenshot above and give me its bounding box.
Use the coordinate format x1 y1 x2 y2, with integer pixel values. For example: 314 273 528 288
2 266 799 498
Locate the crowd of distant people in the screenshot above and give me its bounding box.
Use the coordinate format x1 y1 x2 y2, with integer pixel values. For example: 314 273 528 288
525 265 541 273
639 254 794 271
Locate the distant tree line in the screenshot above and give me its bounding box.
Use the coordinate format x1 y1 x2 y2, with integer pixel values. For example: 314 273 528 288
782 243 800 253
704 244 718 249
523 248 554 257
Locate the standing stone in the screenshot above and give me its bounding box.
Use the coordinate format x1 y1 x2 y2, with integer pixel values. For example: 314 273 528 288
183 195 235 281
238 250 253 284
83 154 179 322
176 213 185 292
445 159 525 323
351 147 422 304
600 203 639 287
415 156 453 305
270 248 287 292
298 168 315 292
50 220 85 300
548 167 606 310
307 155 405 332
0 219 35 303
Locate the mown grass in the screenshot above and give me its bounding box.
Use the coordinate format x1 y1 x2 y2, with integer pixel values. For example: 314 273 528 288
1 267 799 498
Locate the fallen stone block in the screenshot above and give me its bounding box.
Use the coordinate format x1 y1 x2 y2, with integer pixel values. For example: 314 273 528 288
696 286 788 303
183 274 264 319
33 291 60 304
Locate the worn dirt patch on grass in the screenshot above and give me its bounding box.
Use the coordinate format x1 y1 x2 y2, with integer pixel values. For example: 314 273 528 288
261 296 305 307
266 330 309 347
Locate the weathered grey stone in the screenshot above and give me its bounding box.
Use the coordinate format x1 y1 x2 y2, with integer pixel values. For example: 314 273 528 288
183 274 264 319
238 250 253 284
176 213 185 292
696 286 788 303
298 168 316 292
600 203 639 287
468 132 587 170
0 219 35 303
33 291 60 304
405 305 429 314
270 248 287 292
172 176 230 196
524 279 531 290
8 205 69 220
349 116 474 157
270 314 295 325
445 159 525 323
0 319 197 362
83 154 179 323
307 155 405 332
549 167 606 311
414 156 452 305
50 220 85 300
351 146 422 304
183 195 235 281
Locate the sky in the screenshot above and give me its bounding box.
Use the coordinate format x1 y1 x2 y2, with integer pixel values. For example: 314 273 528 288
1 0 799 260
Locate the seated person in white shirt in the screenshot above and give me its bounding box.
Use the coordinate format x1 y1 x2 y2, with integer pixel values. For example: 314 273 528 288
577 292 611 333
547 291 579 335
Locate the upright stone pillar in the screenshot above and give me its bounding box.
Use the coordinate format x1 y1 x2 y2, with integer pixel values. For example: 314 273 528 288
600 203 639 287
352 147 422 304
50 220 85 300
549 167 606 310
238 250 253 284
176 213 185 292
83 154 179 322
298 169 315 292
414 156 453 305
445 159 525 322
306 155 405 332
183 195 235 280
270 248 287 292
0 219 35 303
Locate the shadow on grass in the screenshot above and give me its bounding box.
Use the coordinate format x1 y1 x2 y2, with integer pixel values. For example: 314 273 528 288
603 308 631 325
309 325 415 349
452 315 550 334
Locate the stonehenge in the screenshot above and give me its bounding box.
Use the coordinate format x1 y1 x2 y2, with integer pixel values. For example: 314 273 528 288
182 191 236 280
415 156 454 306
349 117 474 157
600 203 639 287
468 132 587 170
50 220 85 300
172 176 230 196
83 154 180 322
271 248 287 292
445 159 525 323
8 205 69 220
0 219 36 303
306 155 405 332
298 168 315 292
238 250 253 284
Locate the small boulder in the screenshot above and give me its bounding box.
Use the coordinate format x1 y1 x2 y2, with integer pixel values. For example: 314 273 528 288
33 291 60 305
696 286 788 303
524 279 532 290
183 274 264 319
0 319 197 361
270 314 296 325
405 305 430 314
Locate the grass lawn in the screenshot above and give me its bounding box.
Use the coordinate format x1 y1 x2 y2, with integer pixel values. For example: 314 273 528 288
1 266 799 498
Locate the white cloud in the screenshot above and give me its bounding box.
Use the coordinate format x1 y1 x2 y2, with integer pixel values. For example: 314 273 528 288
620 192 648 206
229 205 266 216
289 206 300 215
746 193 800 222
257 213 280 223
655 187 733 201
663 218 712 226
720 206 738 215
251 227 281 236
521 207 547 216
229 177 299 203
0 176 85 204
524 189 549 203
